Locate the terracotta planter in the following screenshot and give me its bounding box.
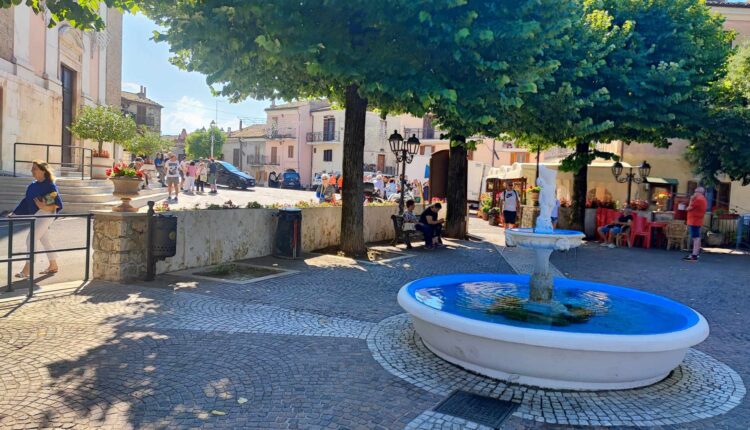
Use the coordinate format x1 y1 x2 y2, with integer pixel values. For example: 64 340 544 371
479 211 489 220
527 191 539 206
110 177 142 212
92 156 114 179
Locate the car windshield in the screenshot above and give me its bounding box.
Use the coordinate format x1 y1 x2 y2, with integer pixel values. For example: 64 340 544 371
220 162 239 172
283 172 299 180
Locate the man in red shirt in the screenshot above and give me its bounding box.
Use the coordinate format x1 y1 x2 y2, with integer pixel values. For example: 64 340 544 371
684 187 707 262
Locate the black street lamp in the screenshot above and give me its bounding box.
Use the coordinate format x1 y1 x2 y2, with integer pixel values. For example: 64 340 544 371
611 160 651 204
388 130 421 213
210 120 217 158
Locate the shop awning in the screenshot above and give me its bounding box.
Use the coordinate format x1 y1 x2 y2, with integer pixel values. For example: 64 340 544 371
646 177 679 185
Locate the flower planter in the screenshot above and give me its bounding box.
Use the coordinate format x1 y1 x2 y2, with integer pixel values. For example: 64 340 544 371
479 211 489 220
92 157 114 179
527 191 539 207
110 177 142 212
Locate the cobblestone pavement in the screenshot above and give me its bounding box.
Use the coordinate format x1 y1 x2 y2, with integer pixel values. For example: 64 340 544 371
0 224 747 429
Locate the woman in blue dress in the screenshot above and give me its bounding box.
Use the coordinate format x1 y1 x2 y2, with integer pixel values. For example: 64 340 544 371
10 160 63 278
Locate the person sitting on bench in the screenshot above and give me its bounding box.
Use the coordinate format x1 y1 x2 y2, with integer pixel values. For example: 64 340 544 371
417 202 445 249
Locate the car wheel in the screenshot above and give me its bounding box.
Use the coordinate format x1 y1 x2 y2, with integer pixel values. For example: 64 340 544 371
228 179 238 189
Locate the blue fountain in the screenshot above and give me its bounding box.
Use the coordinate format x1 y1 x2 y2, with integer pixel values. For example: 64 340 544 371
398 166 709 390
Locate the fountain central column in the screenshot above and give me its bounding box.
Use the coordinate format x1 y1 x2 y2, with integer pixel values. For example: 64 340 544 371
529 248 554 302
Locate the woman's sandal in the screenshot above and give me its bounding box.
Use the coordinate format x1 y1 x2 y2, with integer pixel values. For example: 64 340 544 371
40 269 58 275
14 272 29 279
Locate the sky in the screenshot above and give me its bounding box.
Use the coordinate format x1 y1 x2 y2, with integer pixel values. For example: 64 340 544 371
121 13 270 136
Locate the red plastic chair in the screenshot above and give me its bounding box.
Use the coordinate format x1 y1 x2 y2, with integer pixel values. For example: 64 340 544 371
628 215 651 249
595 208 608 241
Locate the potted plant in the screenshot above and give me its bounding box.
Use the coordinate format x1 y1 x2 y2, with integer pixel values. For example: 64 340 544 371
479 193 492 220
488 207 501 226
526 186 541 206
106 163 143 212
69 106 137 179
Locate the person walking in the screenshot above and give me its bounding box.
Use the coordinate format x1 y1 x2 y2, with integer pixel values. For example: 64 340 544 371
500 181 520 229
196 159 207 194
185 161 197 194
208 158 219 194
10 161 63 278
154 153 165 186
684 187 707 262
164 153 181 202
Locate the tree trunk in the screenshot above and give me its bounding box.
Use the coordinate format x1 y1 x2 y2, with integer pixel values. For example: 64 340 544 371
445 137 468 238
340 84 368 256
570 141 589 231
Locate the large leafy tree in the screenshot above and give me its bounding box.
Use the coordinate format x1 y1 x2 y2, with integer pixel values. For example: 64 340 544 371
417 0 581 237
69 105 137 155
0 0 139 29
685 42 750 186
506 0 731 229
123 126 174 157
185 127 226 160
143 0 578 253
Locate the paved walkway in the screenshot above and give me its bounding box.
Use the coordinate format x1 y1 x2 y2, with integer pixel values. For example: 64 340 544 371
0 219 746 429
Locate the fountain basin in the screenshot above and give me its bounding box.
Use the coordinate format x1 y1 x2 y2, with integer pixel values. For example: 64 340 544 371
505 228 585 250
398 274 709 390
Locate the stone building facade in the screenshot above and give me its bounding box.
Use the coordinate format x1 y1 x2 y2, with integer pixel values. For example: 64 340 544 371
121 86 162 133
0 3 123 174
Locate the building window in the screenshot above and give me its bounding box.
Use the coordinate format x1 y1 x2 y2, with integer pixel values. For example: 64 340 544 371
271 147 278 164
323 116 336 141
323 149 333 162
136 105 146 125
510 152 529 164
288 145 294 158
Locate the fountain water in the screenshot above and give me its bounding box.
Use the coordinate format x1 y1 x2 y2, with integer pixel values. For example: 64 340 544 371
398 165 709 390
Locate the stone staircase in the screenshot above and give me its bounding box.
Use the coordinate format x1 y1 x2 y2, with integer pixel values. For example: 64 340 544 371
0 176 168 213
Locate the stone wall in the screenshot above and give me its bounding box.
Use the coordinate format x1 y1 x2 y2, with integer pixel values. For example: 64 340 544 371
155 208 277 274
93 204 442 281
92 212 148 282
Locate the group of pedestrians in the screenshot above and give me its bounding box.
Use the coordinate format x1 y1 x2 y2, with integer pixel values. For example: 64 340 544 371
157 153 219 203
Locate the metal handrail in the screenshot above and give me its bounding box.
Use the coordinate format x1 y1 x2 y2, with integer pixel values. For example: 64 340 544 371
1 213 92 298
13 143 94 179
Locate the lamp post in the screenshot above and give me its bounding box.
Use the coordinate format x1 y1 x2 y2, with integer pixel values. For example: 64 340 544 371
611 160 651 204
209 120 216 158
388 130 421 214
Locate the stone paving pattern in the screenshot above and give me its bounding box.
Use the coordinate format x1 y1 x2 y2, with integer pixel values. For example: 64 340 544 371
0 219 747 429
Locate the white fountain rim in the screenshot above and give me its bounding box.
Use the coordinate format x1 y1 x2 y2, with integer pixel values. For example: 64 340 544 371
397 286 709 353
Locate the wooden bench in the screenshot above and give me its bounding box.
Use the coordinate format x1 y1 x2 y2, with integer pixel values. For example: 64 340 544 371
391 214 422 249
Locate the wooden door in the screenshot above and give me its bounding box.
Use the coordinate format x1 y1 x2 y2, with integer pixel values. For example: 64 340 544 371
376 154 385 172
61 66 75 165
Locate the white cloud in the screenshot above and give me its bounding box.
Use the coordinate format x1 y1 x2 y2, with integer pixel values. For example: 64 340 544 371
161 96 237 135
122 81 141 93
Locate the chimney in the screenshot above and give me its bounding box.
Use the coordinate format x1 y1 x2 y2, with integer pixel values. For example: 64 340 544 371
227 127 232 134
239 120 243 130
138 86 146 98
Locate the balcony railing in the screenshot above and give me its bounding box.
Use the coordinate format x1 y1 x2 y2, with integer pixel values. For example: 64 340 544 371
267 157 280 166
403 128 446 140
306 131 341 143
265 127 297 139
245 155 276 166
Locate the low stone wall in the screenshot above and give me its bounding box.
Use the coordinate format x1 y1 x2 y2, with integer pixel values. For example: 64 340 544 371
155 208 277 275
93 204 433 281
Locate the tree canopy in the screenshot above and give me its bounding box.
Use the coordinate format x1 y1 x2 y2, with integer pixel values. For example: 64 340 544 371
185 127 226 160
501 0 732 227
123 126 173 157
69 105 137 154
685 41 750 186
0 0 139 29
